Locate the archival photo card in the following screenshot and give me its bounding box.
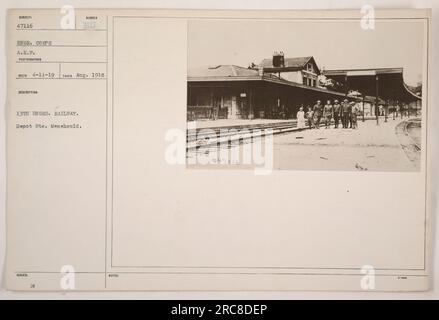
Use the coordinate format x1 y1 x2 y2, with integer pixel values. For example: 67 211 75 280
187 19 426 172
5 8 432 292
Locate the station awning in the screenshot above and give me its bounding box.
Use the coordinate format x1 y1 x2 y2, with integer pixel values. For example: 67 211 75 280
323 68 421 103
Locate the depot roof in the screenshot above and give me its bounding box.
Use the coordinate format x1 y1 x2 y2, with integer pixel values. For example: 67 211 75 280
188 65 346 98
188 65 259 78
323 68 421 102
259 56 320 74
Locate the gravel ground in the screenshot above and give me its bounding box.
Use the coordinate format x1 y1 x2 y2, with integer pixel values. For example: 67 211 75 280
187 117 421 172
272 118 419 171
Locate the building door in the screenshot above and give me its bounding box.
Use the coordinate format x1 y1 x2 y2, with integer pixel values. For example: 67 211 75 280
228 95 238 119
238 95 248 119
212 95 221 120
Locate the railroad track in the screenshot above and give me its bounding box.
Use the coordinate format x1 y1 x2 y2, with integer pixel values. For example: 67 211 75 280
405 119 422 151
186 120 305 150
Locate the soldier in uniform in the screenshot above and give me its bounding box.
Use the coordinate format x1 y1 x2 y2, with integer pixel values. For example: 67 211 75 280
323 100 333 129
313 100 323 129
332 99 342 128
348 102 354 128
351 102 359 129
306 106 314 129
341 99 351 129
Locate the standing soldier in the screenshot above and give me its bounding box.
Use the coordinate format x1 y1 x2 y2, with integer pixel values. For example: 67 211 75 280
323 100 333 129
350 102 359 129
296 106 306 130
333 99 341 128
349 102 354 128
313 100 323 129
306 106 314 129
341 99 351 129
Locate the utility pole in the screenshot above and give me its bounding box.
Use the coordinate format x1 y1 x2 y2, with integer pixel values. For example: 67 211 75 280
362 96 365 122
385 100 388 122
393 100 396 120
375 75 379 126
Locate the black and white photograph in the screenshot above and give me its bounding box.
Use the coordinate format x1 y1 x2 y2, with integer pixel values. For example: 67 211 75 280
187 19 425 171
1 5 435 298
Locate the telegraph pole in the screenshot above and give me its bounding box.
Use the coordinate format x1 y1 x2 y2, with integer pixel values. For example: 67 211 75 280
375 75 379 125
385 100 388 122
362 96 365 122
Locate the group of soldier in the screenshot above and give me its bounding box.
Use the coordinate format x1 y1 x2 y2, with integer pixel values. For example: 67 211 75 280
303 99 361 130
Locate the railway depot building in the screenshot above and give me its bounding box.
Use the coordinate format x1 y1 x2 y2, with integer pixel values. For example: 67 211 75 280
187 53 420 122
187 54 347 121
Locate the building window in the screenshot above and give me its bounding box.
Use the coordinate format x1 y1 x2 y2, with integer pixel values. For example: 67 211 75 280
303 76 307 85
188 93 197 106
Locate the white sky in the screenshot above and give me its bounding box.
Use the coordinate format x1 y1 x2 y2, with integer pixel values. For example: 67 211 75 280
188 19 425 86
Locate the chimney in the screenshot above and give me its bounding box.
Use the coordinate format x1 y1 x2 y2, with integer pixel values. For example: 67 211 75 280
272 51 285 68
